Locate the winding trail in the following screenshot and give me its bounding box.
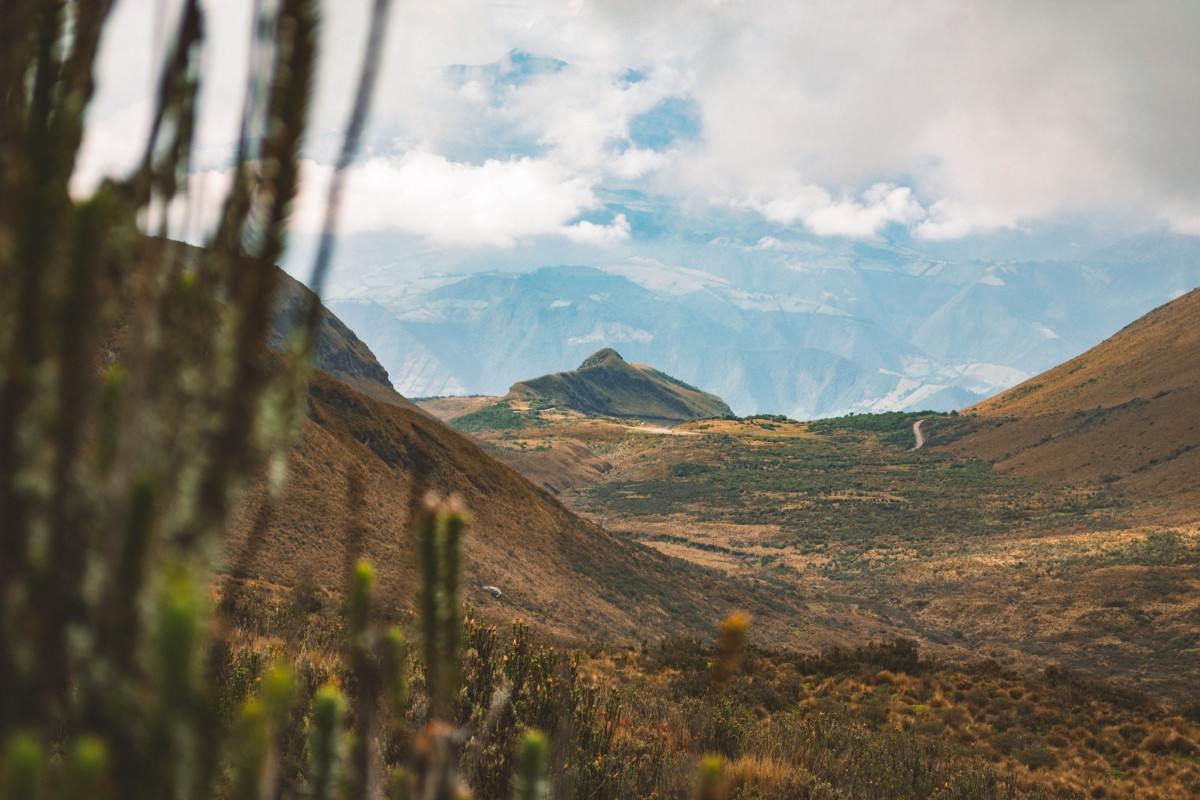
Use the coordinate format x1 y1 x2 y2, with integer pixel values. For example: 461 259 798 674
635 424 700 436
909 419 927 451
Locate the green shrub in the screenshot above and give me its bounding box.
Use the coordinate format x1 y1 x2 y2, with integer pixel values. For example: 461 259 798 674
807 410 943 435
451 401 548 432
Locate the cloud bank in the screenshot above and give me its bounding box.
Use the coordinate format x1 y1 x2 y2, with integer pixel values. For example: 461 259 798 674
292 155 626 247
81 0 1200 252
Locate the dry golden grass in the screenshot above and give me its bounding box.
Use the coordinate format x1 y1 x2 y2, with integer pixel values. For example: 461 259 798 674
954 287 1200 520
413 395 499 418
584 638 1200 799
442 392 1200 701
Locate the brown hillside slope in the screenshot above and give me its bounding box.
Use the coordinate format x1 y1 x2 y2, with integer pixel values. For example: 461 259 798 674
947 287 1200 515
228 366 811 645
269 269 416 410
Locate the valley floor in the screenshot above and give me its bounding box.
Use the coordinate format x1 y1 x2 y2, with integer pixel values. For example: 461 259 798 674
432 408 1200 704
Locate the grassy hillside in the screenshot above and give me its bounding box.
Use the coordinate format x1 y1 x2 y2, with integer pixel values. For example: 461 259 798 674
948 287 1200 516
509 348 733 424
162 241 413 412
972 288 1200 416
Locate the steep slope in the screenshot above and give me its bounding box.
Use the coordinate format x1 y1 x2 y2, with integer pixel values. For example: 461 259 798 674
509 348 732 423
318 297 468 397
946 288 1200 514
971 287 1200 416
167 240 412 410
270 270 417 409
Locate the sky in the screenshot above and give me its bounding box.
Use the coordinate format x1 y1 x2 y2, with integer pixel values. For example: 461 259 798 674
78 0 1200 280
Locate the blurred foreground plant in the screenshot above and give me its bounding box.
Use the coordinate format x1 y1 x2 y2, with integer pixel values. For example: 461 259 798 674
0 0 392 796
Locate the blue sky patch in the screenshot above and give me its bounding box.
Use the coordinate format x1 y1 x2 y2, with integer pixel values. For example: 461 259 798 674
620 68 648 86
446 49 567 91
498 50 567 86
628 97 701 151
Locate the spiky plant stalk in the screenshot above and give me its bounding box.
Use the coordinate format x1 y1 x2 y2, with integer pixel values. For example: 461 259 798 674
0 0 390 797
512 730 550 800
66 736 111 800
415 493 470 719
437 497 469 713
229 699 271 800
710 612 750 691
228 663 294 800
693 755 727 800
380 625 410 770
308 684 347 800
381 627 410 715
348 560 380 798
410 494 475 798
416 497 443 702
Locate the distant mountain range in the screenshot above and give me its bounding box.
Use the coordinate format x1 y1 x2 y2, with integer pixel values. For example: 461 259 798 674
326 232 1200 419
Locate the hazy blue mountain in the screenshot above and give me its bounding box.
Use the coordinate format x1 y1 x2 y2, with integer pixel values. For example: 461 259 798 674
325 233 1200 418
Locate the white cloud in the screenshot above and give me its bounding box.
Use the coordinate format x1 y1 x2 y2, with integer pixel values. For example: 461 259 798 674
914 200 1020 241
292 153 615 248
608 147 671 180
804 185 926 238
506 63 685 173
562 214 631 245
733 181 925 239
659 0 1200 240
1159 203 1200 236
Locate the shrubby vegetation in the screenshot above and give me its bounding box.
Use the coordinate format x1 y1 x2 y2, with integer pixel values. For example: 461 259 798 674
806 411 951 447
215 586 1200 798
585 425 1074 555
216 583 1064 800
451 401 549 433
697 413 795 424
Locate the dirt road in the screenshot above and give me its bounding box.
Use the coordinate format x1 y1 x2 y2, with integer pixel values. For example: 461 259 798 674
910 419 926 451
635 425 700 436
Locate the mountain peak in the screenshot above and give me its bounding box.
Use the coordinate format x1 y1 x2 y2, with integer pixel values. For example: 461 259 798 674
510 350 731 424
579 348 624 370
